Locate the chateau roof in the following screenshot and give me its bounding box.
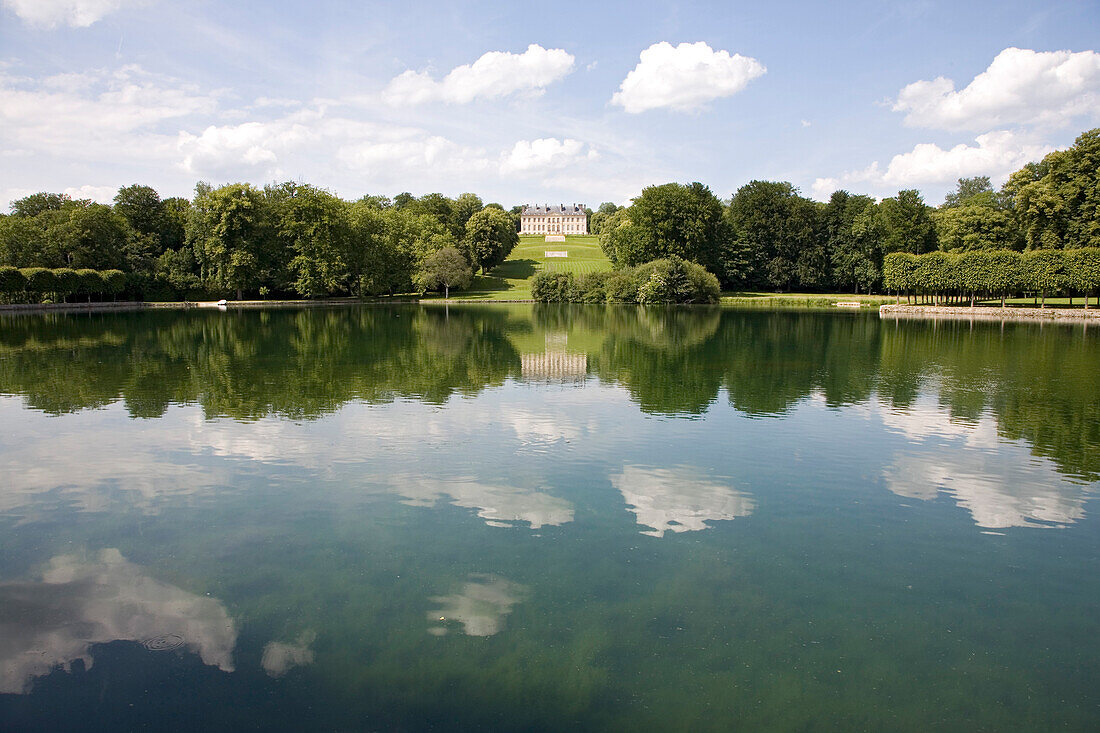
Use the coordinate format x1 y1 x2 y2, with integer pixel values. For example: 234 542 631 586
521 203 587 215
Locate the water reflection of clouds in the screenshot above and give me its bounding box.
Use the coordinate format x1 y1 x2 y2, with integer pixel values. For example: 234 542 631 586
610 466 754 537
0 549 237 694
0 426 230 515
427 575 526 637
261 630 316 678
395 476 574 529
876 399 1092 529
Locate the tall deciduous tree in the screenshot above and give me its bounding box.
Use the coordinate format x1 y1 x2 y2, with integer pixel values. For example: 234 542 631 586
465 207 518 274
190 182 270 300
727 181 823 291
278 185 351 298
878 189 938 255
415 246 472 298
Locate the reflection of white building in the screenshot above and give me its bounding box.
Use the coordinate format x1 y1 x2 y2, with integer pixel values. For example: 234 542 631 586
520 351 588 382
520 203 588 235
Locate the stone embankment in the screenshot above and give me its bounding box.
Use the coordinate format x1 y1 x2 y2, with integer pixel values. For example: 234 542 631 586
880 304 1100 322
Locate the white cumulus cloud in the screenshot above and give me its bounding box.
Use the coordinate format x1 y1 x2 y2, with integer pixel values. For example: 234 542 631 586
383 44 575 105
811 130 1053 201
499 138 596 174
894 47 1100 130
2 0 143 28
611 41 765 113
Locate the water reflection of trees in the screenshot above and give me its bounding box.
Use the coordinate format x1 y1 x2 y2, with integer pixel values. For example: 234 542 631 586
1 306 1096 479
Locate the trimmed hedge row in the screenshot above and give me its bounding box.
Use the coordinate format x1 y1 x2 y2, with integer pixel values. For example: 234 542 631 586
0 266 127 302
883 248 1100 308
532 257 721 304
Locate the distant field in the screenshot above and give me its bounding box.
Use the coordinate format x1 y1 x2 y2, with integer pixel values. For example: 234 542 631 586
440 235 613 300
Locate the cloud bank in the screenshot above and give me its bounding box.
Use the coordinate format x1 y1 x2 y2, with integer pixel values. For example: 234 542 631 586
894 47 1100 131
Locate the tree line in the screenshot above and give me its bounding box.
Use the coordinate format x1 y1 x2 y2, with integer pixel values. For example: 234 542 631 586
594 128 1099 296
1 127 1097 303
0 185 518 302
883 248 1100 308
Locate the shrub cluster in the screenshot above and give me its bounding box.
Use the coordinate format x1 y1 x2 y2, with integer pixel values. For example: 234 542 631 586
883 247 1100 307
531 257 721 304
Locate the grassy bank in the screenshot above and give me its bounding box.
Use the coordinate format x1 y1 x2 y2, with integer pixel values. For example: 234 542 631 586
425 235 612 301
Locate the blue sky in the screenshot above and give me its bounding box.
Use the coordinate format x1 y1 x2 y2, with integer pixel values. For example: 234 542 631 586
1 0 1097 209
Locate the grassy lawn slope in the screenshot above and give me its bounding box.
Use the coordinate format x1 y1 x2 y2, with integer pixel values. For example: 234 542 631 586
441 235 613 300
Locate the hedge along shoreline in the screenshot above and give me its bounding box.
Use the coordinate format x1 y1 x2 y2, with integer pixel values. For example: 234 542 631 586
883 247 1100 308
531 257 721 304
0 266 128 304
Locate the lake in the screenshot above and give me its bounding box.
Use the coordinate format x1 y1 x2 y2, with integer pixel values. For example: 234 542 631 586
0 304 1097 731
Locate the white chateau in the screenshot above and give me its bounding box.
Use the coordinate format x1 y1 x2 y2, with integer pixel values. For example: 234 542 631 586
520 203 589 235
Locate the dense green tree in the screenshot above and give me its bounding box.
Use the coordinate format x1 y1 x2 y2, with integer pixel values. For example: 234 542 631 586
10 192 71 218
0 213 48 267
465 207 518 274
826 191 882 293
942 176 995 208
1021 249 1066 307
727 181 823 291
1065 248 1100 308
190 183 272 299
278 184 351 298
1005 128 1100 250
622 183 738 285
934 202 1020 251
879 189 937 254
415 246 472 298
449 193 483 239
113 185 163 239
55 203 130 270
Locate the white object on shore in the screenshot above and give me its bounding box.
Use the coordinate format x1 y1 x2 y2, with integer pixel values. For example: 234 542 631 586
544 251 568 258
835 301 862 308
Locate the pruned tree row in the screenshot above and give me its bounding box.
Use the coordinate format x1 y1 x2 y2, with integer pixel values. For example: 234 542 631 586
0 266 127 302
883 248 1100 308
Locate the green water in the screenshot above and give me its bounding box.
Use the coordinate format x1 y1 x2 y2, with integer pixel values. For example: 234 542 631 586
0 305 1097 731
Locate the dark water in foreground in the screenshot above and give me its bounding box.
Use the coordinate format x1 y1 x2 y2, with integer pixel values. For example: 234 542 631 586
0 304 1097 731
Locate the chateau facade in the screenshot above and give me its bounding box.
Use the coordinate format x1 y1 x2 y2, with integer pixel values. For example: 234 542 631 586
520 204 588 235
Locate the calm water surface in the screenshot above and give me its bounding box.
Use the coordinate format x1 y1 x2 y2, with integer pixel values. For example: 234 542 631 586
0 305 1097 731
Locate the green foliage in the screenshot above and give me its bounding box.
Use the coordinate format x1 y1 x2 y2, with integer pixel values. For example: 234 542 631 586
879 189 937 254
533 257 719 304
1065 248 1100 297
622 182 738 285
465 207 518 274
10 192 71 218
21 267 57 294
1005 128 1100 250
415 246 473 298
827 191 882 293
74 269 104 297
278 184 351 298
531 271 578 303
1021 249 1066 301
882 252 918 293
933 202 1020 251
727 180 822 291
0 265 26 294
